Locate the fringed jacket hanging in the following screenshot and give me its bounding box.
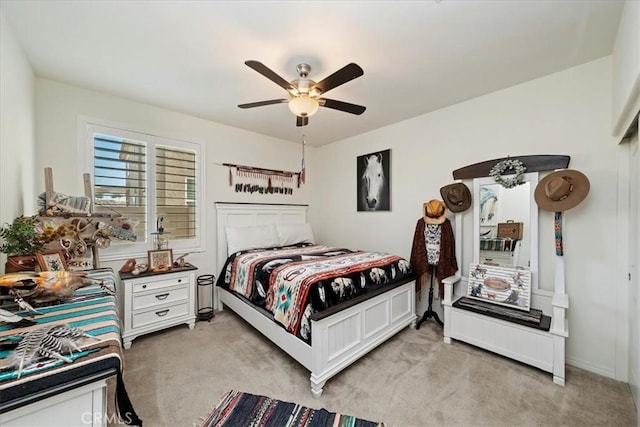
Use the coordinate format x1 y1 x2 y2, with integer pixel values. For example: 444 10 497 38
410 217 457 298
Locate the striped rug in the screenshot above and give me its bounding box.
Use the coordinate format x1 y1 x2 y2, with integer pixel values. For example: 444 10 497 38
201 390 383 427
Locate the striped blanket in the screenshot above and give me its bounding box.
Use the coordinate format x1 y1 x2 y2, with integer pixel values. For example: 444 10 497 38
201 390 382 427
218 244 413 342
0 268 139 423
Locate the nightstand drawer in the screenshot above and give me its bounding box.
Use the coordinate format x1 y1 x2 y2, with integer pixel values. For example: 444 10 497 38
132 274 190 293
132 286 189 311
132 302 189 329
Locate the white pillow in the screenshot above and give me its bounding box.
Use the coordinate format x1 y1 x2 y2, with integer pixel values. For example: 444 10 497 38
276 223 315 246
225 224 279 255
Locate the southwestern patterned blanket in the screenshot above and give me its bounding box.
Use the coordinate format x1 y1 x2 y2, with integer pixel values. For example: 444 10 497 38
217 244 413 343
0 269 141 425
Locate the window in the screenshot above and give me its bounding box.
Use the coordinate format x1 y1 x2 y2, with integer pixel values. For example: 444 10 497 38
81 121 203 259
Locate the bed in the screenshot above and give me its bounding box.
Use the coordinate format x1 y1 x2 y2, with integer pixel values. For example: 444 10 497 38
0 269 140 425
215 203 417 397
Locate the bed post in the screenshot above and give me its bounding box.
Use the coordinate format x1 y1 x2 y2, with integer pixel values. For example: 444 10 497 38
309 376 326 398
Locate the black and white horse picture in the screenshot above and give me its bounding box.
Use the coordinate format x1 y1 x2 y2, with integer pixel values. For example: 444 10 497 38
357 149 391 211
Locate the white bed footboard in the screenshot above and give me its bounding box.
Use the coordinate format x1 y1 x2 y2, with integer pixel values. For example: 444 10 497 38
309 280 416 397
218 281 416 397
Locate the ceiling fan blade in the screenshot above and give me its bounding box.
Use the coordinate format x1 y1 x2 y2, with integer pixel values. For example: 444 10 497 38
238 99 288 109
296 116 309 127
319 98 366 115
313 63 364 94
245 60 295 92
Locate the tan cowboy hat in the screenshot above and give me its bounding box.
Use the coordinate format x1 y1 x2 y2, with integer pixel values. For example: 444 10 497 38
534 169 590 212
423 199 448 224
440 182 472 213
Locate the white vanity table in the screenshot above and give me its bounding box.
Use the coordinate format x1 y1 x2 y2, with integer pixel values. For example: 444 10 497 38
442 155 570 386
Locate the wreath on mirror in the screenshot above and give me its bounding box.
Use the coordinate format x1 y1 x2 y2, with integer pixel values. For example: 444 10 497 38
489 158 527 189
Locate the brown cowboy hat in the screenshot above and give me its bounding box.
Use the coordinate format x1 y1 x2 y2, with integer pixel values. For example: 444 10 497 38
440 182 472 213
534 169 590 212
423 199 448 224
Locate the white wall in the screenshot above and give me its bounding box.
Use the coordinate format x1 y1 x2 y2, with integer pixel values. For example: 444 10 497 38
312 57 627 379
0 10 37 267
34 78 314 287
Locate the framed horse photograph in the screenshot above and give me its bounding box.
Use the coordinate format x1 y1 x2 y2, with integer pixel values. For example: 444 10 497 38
357 149 391 211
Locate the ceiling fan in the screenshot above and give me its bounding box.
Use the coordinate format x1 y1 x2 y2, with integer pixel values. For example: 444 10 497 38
238 60 366 127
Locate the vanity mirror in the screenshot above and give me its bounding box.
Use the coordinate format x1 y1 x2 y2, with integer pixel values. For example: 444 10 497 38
445 154 571 386
473 172 539 289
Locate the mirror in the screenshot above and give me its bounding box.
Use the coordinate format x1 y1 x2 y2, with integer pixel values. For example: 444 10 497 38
473 172 539 289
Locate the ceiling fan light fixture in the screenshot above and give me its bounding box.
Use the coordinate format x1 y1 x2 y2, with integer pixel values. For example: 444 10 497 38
240 60 365 122
308 87 321 98
288 95 319 117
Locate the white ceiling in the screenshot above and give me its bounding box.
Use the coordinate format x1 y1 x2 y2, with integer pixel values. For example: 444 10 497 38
1 1 624 147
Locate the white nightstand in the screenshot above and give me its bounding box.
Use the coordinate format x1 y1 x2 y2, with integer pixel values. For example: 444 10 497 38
120 264 197 349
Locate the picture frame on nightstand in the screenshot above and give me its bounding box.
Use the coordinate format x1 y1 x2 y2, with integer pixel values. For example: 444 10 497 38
148 249 173 270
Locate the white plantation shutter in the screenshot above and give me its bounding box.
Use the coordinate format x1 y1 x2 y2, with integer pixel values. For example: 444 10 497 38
93 134 148 238
155 146 197 239
83 121 202 257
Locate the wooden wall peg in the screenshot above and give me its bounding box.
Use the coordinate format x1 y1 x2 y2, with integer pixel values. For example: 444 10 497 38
44 167 54 209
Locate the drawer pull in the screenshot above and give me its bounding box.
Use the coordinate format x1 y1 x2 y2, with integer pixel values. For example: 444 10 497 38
178 279 182 283
142 285 147 289
155 293 170 300
155 309 169 317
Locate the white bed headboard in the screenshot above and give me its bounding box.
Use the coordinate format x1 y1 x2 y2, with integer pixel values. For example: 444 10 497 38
214 203 309 275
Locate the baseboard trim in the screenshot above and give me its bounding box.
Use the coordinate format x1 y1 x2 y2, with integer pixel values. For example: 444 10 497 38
566 356 617 380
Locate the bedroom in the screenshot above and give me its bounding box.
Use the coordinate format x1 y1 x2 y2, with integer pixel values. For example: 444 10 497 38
0 1 638 426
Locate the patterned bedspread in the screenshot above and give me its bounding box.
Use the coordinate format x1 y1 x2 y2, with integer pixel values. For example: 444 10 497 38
217 244 414 342
0 268 139 423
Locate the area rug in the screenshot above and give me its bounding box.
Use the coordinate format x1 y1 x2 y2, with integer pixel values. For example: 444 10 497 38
200 390 384 427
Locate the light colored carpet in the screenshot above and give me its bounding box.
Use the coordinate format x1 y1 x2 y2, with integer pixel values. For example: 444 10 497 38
109 310 637 427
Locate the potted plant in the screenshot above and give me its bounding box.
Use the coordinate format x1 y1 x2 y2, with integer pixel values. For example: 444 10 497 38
0 215 46 273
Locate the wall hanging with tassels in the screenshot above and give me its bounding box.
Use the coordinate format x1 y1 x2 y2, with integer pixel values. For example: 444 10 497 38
219 163 300 195
218 135 308 195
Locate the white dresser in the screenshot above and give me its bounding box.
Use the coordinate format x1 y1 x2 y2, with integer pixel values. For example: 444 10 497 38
120 265 197 349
